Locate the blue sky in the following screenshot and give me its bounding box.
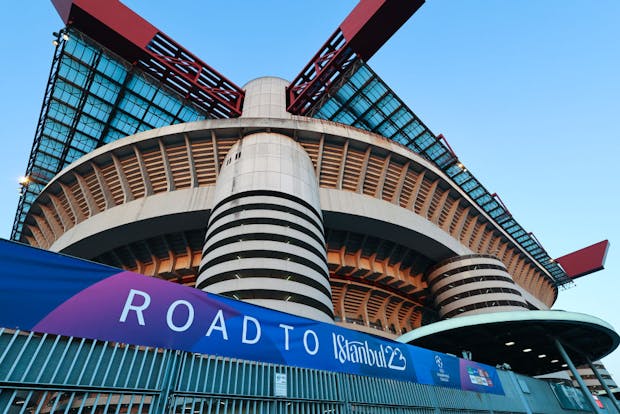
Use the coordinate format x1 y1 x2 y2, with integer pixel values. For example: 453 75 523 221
1 1 619 382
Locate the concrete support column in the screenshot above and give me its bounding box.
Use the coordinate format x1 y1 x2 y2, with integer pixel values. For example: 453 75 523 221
554 338 602 414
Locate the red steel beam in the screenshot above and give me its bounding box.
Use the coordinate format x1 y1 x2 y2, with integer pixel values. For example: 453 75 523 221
554 240 610 279
287 0 425 115
51 0 244 118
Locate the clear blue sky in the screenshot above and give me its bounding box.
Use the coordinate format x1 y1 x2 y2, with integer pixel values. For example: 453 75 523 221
0 0 618 382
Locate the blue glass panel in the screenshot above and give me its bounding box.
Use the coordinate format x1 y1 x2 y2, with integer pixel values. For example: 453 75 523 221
445 165 462 178
315 98 338 119
453 171 472 185
33 151 60 173
392 132 409 145
425 143 446 161
377 95 399 114
97 55 127 81
413 132 434 150
64 39 96 65
58 58 90 88
38 136 64 159
362 79 387 101
483 201 499 212
119 92 148 120
376 121 397 138
127 76 157 101
76 115 104 139
333 110 356 125
144 106 174 127
103 129 125 144
65 147 87 166
392 107 413 128
48 100 76 126
42 120 71 142
52 80 81 108
337 83 356 101
90 74 121 103
83 96 113 122
470 193 492 205
177 106 205 122
71 131 98 153
362 108 383 128
153 90 182 115
110 112 139 136
461 179 480 193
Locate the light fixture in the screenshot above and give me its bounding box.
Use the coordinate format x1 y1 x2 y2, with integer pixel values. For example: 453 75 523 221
522 348 532 353
62 33 69 41
561 364 568 368
18 176 30 185
52 39 59 46
538 354 546 358
504 341 515 346
551 359 559 363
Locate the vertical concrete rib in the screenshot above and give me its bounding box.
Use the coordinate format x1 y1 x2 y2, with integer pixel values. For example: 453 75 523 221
184 133 198 188
159 139 175 192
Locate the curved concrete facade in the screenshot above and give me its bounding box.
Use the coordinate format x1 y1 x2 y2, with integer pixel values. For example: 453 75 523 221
427 254 529 319
198 132 333 322
20 77 560 337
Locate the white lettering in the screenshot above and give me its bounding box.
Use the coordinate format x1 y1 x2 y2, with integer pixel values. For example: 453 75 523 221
242 316 261 344
119 289 151 326
332 333 401 370
166 300 194 332
303 330 319 355
279 324 294 350
205 309 229 340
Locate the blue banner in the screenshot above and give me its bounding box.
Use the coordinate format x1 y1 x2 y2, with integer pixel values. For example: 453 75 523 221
0 239 504 395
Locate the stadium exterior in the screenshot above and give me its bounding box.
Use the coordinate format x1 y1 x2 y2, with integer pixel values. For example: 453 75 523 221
3 0 619 413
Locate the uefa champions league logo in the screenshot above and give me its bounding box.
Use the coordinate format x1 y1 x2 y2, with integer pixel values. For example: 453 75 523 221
434 355 451 383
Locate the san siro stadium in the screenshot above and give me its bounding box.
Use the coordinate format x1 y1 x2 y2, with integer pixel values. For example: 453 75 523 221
2 0 619 413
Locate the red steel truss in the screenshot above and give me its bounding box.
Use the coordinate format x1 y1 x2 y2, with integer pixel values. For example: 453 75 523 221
287 0 425 116
51 0 244 118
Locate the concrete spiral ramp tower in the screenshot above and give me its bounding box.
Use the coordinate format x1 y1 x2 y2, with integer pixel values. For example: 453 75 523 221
197 78 334 323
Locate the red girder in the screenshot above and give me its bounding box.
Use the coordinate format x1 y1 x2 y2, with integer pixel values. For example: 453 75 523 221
287 0 425 116
555 240 610 280
51 0 244 118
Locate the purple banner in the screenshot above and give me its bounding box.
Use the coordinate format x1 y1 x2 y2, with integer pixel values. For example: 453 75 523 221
0 239 504 395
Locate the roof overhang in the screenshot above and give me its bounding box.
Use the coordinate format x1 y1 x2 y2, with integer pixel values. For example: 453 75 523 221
397 310 619 376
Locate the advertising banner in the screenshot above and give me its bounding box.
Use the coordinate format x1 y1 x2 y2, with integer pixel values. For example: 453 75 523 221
0 239 503 395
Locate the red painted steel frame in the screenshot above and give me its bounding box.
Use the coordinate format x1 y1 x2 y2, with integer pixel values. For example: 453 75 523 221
51 0 244 118
555 240 610 279
287 0 425 115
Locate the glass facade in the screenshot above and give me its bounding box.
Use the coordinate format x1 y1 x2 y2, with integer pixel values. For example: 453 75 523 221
312 62 569 286
12 30 207 241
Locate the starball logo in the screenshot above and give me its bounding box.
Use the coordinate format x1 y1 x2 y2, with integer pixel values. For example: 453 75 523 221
434 354 451 383
332 333 407 371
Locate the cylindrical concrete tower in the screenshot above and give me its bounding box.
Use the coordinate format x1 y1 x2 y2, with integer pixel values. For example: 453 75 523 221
197 78 333 323
197 133 333 322
427 254 529 319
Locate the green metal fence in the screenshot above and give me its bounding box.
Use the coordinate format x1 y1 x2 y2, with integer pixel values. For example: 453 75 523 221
1 329 616 413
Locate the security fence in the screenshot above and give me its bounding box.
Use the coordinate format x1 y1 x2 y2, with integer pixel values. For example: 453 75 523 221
0 329 616 414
